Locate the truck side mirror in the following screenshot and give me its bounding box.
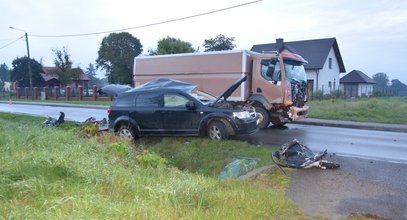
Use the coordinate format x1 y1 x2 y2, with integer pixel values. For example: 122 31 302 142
185 101 197 110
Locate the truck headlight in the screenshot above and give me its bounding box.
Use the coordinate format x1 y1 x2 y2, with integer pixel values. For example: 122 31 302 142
233 111 251 119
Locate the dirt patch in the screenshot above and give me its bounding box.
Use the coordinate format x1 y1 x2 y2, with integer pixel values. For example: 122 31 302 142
287 156 407 220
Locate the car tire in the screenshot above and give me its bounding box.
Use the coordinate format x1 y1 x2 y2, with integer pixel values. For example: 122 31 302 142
117 125 137 142
207 121 228 141
254 107 270 129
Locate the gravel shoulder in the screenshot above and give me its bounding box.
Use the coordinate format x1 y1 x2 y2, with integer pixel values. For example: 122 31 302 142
287 156 407 219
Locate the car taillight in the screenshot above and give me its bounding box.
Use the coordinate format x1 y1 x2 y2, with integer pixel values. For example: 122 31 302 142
107 108 112 115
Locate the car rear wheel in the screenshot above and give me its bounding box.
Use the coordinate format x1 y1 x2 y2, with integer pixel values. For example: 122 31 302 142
207 121 228 141
117 125 137 142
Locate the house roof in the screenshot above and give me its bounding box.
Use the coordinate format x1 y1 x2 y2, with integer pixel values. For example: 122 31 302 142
340 70 376 84
251 38 346 73
41 66 90 82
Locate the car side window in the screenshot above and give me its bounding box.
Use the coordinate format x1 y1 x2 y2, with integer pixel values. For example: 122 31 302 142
136 93 163 107
164 93 190 107
114 94 135 107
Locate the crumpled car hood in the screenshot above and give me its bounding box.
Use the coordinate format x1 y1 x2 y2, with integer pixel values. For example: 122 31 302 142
212 76 247 105
97 84 133 96
130 78 198 93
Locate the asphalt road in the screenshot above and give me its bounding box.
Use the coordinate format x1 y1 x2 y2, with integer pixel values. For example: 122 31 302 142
239 124 407 164
0 102 108 122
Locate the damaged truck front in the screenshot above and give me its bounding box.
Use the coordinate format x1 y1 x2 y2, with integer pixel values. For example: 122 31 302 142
134 50 309 128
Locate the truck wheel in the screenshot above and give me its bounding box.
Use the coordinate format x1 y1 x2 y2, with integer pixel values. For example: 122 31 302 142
117 125 138 142
207 121 228 141
255 107 270 129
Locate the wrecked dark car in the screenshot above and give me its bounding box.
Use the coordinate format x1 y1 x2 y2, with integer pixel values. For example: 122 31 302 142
107 77 258 141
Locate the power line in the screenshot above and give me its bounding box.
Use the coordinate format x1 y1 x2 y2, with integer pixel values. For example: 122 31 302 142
0 35 24 50
30 0 262 38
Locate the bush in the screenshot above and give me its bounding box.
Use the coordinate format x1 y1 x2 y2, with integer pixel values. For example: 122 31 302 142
107 142 130 157
136 151 167 168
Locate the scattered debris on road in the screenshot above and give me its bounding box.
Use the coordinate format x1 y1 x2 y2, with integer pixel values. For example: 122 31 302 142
272 139 340 171
43 112 65 127
219 156 258 180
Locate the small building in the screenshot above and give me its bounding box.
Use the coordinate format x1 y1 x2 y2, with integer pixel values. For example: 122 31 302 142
41 66 90 89
339 70 375 97
251 38 346 96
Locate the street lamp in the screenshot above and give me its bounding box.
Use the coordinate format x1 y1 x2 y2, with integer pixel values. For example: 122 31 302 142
9 26 33 99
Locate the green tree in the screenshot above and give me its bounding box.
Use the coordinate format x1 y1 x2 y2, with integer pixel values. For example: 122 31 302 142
372 72 389 89
149 36 195 55
0 63 10 82
10 57 43 87
50 47 81 86
203 34 236 52
85 63 100 87
96 32 143 85
391 79 407 96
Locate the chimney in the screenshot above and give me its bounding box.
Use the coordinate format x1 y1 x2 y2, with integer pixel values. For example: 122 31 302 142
276 38 284 51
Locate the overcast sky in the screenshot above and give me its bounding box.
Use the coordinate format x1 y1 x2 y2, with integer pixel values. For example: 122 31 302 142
1 0 406 83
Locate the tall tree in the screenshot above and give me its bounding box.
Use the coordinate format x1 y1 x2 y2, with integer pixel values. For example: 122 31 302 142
10 57 43 87
372 72 389 89
0 63 10 82
149 36 195 55
391 79 407 95
50 47 81 86
85 63 100 86
96 32 142 85
203 34 236 52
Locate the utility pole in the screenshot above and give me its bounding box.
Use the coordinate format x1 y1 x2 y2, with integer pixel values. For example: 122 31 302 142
10 27 33 99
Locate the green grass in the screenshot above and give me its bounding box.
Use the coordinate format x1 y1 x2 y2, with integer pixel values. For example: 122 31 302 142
307 97 407 124
0 112 304 219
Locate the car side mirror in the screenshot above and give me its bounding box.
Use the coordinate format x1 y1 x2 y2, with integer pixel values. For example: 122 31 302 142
185 101 197 110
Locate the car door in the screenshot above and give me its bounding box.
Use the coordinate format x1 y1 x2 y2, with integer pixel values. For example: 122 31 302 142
131 92 164 134
161 92 204 135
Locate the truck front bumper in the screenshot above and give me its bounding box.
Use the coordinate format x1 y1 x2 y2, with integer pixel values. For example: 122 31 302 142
288 104 309 121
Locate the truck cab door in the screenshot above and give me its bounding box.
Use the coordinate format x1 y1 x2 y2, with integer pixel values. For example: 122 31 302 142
251 58 285 104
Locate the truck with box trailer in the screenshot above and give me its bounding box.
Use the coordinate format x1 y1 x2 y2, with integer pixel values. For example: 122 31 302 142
133 50 309 128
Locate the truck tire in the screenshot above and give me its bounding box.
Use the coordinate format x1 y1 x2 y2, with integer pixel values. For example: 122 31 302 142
117 125 138 142
207 121 228 141
255 107 270 129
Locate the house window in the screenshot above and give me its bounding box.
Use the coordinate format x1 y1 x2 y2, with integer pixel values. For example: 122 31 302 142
328 58 332 69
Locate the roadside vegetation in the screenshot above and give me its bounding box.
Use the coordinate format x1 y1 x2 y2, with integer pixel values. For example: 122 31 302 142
0 112 305 219
307 97 407 124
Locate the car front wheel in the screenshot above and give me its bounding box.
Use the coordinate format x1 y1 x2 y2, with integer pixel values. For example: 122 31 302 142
207 121 228 141
117 125 137 142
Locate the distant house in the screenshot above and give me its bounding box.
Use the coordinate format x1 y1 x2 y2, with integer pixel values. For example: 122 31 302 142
339 70 375 97
41 66 90 89
251 38 346 96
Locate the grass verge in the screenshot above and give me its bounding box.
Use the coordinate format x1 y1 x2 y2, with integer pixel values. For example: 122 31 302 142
307 97 407 124
0 112 305 219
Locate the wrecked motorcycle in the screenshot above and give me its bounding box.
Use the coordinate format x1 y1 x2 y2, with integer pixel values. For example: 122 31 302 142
272 139 340 170
43 112 65 127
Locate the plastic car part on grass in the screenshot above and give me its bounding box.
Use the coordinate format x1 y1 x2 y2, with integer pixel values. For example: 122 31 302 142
219 156 258 180
43 112 65 127
82 117 108 131
272 139 340 170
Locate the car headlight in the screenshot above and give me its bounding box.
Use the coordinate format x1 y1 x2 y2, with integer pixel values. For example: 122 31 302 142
233 111 251 119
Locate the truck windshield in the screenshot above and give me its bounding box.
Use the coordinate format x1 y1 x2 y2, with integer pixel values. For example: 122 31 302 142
283 60 307 83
